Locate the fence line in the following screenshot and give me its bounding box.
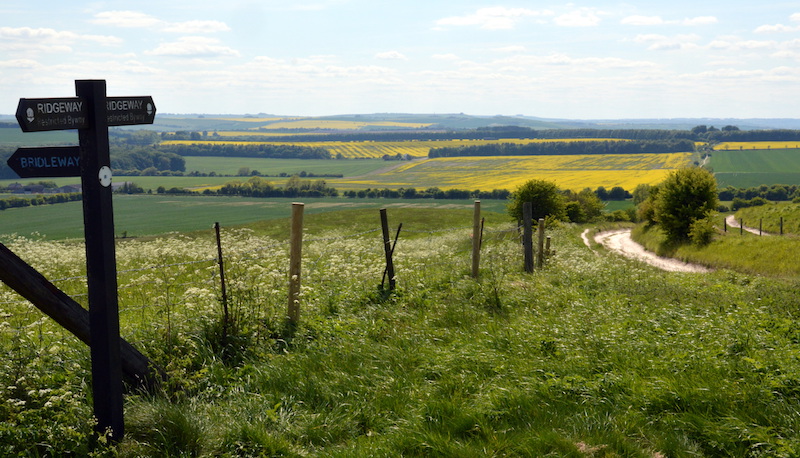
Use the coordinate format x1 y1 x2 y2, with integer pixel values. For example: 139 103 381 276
0 203 550 346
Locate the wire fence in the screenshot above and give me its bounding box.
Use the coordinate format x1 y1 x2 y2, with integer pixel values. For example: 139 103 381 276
0 215 529 353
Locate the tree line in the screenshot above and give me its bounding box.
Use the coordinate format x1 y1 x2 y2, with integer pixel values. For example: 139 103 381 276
428 139 696 158
0 193 82 211
157 142 331 159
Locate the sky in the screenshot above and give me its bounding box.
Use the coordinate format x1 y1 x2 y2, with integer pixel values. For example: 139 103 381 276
1 1 799 119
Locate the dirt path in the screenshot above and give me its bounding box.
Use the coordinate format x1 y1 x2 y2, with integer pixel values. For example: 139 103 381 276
725 215 767 235
586 228 712 273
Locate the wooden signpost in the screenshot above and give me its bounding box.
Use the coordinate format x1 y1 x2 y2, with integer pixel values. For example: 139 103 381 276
7 80 157 441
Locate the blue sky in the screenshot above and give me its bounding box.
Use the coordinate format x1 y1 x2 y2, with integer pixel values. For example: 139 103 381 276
1 1 799 119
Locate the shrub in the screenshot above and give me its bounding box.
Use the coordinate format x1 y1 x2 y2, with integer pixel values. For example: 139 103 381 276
689 216 716 246
507 179 566 223
607 209 631 222
654 168 718 241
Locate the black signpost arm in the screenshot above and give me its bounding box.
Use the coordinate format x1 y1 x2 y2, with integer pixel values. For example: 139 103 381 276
76 80 124 440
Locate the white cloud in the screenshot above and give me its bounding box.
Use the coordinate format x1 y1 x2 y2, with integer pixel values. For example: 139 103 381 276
91 11 163 28
554 8 603 27
621 15 716 27
91 11 230 34
432 53 460 60
146 37 240 58
436 7 553 30
755 24 798 33
633 33 701 51
754 13 800 33
164 21 231 34
621 15 665 26
375 51 408 60
0 58 41 69
493 45 527 53
0 26 121 53
682 16 717 26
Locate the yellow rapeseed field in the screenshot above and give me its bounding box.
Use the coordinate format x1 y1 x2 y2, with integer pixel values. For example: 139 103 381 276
161 138 628 159
327 153 692 191
714 141 800 151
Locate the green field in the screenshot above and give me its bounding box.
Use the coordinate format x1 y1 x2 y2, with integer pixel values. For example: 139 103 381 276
183 156 388 177
0 195 511 240
710 149 800 187
0 128 78 146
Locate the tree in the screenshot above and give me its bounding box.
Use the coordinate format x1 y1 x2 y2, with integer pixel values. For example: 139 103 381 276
632 183 653 206
654 167 718 241
608 186 629 200
507 179 566 222
564 188 604 223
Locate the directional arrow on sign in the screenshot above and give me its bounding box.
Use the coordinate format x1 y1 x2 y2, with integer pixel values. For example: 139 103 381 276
16 98 87 132
16 96 156 132
7 146 82 178
106 96 156 126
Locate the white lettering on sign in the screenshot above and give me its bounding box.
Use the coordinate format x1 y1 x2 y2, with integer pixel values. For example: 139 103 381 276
36 100 83 114
19 155 80 169
107 99 144 112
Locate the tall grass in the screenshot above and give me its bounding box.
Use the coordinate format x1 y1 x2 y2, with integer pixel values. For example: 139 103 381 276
2 209 800 455
735 202 800 236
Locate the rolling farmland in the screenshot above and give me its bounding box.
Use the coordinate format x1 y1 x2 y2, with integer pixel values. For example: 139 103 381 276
161 138 631 159
328 153 692 191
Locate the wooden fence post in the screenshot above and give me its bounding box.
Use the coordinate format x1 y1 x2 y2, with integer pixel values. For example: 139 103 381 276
288 203 304 324
546 236 552 257
380 208 396 290
759 218 762 236
472 200 481 278
740 219 743 235
723 217 727 232
537 218 545 269
523 202 533 273
214 222 229 339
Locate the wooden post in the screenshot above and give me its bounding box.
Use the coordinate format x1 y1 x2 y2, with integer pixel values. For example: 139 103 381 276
523 202 533 273
536 218 545 269
724 217 727 232
380 208 396 290
546 236 552 257
288 203 304 324
214 222 229 338
471 200 481 278
740 219 743 235
76 79 123 440
759 218 762 236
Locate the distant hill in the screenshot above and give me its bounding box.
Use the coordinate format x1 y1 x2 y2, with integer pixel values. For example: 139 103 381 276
2 113 800 132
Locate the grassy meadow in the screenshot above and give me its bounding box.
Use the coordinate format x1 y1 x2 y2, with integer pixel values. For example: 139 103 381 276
4 209 800 455
734 202 800 235
0 195 511 240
